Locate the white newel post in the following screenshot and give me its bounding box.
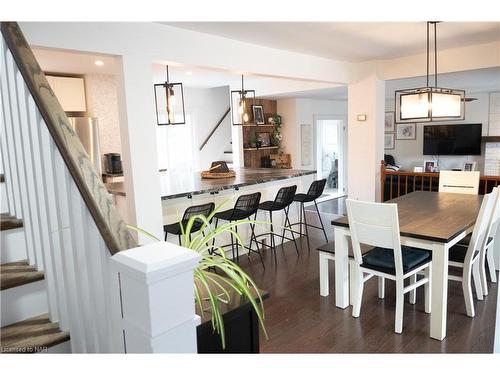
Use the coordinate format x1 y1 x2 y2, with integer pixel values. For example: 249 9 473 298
111 242 201 353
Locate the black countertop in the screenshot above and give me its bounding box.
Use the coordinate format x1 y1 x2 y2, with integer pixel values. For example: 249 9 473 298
160 168 316 200
105 168 317 200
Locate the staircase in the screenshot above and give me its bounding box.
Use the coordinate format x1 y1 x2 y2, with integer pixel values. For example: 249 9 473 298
0 21 136 354
0 22 201 354
1 177 70 353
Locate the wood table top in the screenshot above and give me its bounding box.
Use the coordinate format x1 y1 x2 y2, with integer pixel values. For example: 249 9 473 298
331 191 483 243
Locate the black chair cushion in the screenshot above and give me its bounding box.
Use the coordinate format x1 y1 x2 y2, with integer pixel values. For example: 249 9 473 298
361 246 431 275
293 193 315 203
164 220 204 235
214 208 254 221
449 245 479 263
458 234 493 247
258 200 287 211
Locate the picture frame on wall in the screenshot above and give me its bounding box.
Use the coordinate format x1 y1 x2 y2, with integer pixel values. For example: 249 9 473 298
424 160 437 172
463 161 477 171
257 132 271 147
384 133 395 149
396 123 416 140
385 111 395 132
252 105 265 125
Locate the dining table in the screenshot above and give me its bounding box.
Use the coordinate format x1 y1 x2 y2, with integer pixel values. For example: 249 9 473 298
330 191 483 341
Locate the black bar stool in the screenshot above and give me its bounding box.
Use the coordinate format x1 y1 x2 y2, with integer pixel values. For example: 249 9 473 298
292 179 328 251
164 202 215 245
212 192 264 267
256 185 299 262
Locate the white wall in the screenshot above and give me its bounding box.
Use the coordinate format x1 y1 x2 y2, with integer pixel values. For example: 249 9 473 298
385 92 491 173
277 98 347 170
347 75 385 202
84 73 122 170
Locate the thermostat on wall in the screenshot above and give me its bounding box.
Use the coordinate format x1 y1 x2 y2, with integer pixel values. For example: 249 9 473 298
357 114 367 121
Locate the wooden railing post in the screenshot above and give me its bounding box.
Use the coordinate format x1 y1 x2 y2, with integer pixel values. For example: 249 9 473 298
111 242 201 353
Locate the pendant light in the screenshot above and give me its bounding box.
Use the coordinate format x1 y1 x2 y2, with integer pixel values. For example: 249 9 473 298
154 65 186 125
230 75 255 125
395 22 465 123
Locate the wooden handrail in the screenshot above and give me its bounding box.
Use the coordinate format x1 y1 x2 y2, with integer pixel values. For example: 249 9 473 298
199 107 231 151
380 160 500 202
1 22 136 254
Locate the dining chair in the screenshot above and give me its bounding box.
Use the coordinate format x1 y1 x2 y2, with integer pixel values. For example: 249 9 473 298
346 199 432 334
455 187 499 296
447 188 497 317
438 170 480 195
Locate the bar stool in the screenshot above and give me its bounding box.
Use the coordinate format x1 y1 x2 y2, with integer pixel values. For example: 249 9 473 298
293 179 328 251
257 185 299 263
212 192 264 267
164 202 215 245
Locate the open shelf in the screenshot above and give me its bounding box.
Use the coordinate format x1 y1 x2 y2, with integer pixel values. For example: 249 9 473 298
242 124 276 127
243 146 279 151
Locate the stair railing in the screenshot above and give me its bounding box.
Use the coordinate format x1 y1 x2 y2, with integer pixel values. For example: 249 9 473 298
198 107 231 151
0 22 200 353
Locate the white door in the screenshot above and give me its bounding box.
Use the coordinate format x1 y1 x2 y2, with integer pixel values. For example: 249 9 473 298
315 116 347 197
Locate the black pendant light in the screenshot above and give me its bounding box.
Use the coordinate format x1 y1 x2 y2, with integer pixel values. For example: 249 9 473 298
154 65 186 125
230 75 255 126
395 22 465 123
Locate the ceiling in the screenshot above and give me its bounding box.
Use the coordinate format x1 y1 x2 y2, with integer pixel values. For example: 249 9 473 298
267 67 500 101
163 22 500 62
33 48 119 75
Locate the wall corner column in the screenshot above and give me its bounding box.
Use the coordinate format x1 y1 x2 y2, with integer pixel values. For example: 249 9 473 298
347 74 385 201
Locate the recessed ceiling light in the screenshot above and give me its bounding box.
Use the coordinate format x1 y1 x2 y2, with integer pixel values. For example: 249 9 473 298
95 60 104 66
186 71 193 75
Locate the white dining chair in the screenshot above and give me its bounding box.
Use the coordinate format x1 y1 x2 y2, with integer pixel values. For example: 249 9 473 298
456 187 499 296
346 199 432 334
439 170 480 195
447 188 497 317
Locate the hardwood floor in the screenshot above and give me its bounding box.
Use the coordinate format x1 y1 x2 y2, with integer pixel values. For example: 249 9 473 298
237 201 498 353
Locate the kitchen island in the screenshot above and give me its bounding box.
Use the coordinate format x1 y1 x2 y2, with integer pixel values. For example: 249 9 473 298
161 167 317 255
160 168 316 200
105 168 318 257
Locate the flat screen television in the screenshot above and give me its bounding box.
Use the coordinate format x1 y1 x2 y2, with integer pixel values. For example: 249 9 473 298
423 123 482 156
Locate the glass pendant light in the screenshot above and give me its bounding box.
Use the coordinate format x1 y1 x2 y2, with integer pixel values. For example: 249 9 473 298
395 22 465 123
231 75 255 125
154 65 186 125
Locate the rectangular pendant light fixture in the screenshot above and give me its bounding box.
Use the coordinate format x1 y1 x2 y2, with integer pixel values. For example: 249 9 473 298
230 75 255 126
395 22 465 123
154 65 186 125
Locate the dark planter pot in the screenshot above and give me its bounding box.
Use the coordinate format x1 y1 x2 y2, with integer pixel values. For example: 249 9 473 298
196 290 269 353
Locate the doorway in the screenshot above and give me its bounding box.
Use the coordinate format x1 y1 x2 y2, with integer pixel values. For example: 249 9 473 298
315 115 347 200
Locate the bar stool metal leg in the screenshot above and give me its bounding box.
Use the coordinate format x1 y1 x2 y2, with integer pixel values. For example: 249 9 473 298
269 211 277 263
314 199 329 243
302 203 311 252
281 206 299 255
285 206 300 255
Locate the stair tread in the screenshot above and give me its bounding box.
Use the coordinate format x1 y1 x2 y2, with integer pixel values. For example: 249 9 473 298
0 314 69 353
0 213 23 231
0 260 44 291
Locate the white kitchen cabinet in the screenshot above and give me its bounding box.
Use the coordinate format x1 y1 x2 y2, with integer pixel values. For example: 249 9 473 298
46 75 87 112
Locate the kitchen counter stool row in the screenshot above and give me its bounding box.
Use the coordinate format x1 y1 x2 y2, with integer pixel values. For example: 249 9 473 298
163 179 330 266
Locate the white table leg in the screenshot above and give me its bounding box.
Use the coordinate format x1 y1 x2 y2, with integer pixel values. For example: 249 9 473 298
334 227 350 309
319 252 330 297
349 261 357 305
430 242 450 341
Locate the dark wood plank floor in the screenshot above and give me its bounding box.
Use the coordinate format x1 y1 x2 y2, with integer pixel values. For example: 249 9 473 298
237 200 498 353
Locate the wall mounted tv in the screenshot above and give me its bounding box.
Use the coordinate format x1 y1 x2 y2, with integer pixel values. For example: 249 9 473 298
423 123 482 156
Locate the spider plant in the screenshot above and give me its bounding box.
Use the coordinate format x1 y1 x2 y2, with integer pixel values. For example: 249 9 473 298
128 203 268 349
